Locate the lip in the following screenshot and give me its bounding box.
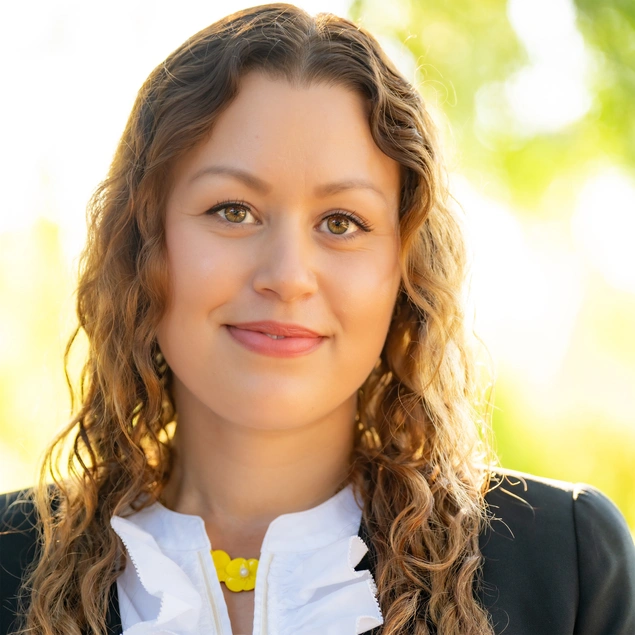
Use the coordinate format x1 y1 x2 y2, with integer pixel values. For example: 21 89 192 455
227 320 322 338
225 321 325 358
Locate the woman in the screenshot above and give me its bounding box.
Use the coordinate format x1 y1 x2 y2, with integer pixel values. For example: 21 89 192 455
1 4 634 634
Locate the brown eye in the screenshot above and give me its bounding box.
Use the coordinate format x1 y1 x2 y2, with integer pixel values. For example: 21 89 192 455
318 211 373 240
223 206 247 223
206 202 255 225
327 215 350 235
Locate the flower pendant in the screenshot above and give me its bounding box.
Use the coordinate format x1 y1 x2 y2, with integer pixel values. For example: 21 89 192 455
211 549 259 592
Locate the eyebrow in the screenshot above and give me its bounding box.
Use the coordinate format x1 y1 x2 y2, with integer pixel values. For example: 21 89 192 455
188 164 388 203
189 165 271 193
314 178 387 203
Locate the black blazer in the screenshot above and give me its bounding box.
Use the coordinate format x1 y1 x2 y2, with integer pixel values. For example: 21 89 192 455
2 470 635 635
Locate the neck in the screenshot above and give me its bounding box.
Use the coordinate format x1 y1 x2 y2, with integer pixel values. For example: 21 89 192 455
160 380 357 553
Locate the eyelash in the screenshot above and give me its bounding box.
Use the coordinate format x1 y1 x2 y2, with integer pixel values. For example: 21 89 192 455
205 199 375 239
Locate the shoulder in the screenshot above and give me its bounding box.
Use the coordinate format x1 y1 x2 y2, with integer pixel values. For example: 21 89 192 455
0 488 41 635
1 487 39 526
483 467 633 546
480 468 635 634
0 487 41 571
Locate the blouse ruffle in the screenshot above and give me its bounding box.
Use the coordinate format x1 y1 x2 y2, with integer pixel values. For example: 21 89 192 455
111 515 203 635
272 534 382 634
110 491 383 635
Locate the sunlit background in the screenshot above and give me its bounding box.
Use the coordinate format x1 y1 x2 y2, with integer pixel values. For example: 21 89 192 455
1 0 633 530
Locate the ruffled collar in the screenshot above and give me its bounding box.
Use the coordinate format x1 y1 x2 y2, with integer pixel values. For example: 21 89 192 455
110 485 383 635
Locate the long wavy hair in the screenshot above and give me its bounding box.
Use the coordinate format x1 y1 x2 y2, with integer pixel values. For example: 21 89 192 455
15 4 493 634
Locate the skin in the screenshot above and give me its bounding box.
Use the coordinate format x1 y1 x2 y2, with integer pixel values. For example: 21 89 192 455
157 72 401 633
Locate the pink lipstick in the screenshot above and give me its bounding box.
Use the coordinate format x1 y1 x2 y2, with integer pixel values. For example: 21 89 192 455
225 321 325 358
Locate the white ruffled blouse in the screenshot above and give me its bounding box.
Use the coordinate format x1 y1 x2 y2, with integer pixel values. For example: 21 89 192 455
110 485 383 635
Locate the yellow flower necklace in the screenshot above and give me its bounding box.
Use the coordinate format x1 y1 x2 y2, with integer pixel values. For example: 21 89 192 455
211 549 258 592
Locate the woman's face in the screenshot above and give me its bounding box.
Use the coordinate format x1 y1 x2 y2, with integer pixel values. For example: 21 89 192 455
157 72 401 431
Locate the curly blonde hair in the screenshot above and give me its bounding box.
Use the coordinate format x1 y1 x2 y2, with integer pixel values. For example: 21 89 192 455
15 4 493 634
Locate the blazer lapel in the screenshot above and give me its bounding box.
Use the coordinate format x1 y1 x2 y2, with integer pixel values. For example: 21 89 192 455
105 578 122 635
356 515 378 575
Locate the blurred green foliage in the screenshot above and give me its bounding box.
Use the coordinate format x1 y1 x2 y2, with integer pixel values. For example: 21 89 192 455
353 0 635 203
576 0 635 166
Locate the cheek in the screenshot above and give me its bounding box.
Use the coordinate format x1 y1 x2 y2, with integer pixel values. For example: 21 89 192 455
322 246 400 393
156 224 253 366
163 224 250 314
328 241 401 344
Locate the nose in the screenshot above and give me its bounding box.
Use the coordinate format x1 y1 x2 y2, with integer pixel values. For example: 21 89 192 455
251 220 319 302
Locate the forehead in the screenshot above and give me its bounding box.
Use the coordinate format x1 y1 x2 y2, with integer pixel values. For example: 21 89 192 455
171 72 401 203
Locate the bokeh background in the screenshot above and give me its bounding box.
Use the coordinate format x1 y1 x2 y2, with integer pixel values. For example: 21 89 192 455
1 0 633 530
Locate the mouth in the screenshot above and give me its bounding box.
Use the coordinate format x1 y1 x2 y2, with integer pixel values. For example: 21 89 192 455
226 320 323 339
224 324 325 358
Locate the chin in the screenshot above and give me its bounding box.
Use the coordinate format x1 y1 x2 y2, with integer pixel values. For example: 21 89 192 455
213 393 311 425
